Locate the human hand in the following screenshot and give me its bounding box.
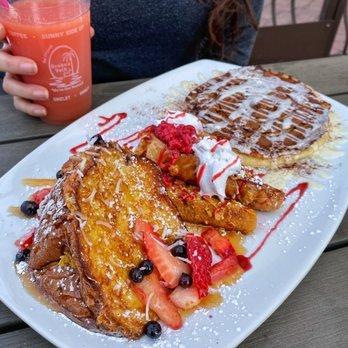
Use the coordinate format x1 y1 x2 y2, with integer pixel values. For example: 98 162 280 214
0 24 95 118
0 22 49 117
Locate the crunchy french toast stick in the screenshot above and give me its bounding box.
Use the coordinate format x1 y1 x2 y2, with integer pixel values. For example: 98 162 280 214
138 135 285 212
166 179 257 234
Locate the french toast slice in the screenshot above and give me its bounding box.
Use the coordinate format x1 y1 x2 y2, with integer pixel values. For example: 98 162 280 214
29 143 185 339
166 179 257 234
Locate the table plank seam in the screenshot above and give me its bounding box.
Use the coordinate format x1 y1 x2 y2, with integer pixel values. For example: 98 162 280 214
0 321 27 335
324 239 348 252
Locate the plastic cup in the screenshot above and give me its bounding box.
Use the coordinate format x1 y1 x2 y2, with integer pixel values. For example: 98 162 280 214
0 0 92 124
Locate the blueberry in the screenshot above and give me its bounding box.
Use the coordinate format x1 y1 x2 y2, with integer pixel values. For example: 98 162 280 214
179 273 192 288
56 170 63 179
171 244 187 258
20 200 39 217
90 134 105 146
138 259 153 276
144 321 162 339
129 267 144 283
15 249 30 263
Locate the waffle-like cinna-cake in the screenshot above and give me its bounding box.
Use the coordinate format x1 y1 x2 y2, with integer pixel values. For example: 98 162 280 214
185 66 332 168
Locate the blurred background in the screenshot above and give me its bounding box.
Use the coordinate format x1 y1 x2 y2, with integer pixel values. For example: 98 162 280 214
251 0 347 64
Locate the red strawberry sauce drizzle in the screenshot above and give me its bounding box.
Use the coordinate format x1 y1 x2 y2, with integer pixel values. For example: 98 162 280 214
210 139 228 153
117 125 153 148
247 182 309 260
196 164 206 184
70 113 127 154
212 156 240 182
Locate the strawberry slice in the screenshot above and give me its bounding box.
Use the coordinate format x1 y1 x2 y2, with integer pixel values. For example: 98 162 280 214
202 227 236 258
142 227 190 288
133 219 154 241
133 272 182 329
186 234 212 298
211 255 240 285
29 188 51 205
15 228 35 251
237 255 252 271
169 286 200 310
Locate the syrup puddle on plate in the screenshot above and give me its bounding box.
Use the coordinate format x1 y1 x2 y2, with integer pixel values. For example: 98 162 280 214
22 178 56 187
8 206 28 218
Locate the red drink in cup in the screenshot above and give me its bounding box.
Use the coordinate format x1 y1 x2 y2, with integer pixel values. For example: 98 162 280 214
0 0 92 124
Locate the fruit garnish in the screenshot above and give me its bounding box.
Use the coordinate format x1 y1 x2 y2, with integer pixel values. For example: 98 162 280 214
144 320 162 339
20 200 39 217
237 255 252 271
133 219 154 241
186 234 212 298
202 227 236 258
129 267 144 283
143 228 190 288
133 272 182 330
56 170 63 179
154 121 197 155
169 286 200 310
171 242 187 258
15 228 35 251
89 134 106 146
211 255 240 285
162 173 173 187
29 188 51 205
15 249 30 263
138 259 154 276
179 273 193 288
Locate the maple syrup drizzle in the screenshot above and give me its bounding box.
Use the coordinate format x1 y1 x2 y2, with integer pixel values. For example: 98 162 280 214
8 206 29 218
22 178 56 187
248 182 309 259
70 113 127 154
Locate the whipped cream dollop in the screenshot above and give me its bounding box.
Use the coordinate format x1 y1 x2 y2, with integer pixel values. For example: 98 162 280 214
158 110 203 132
192 137 241 200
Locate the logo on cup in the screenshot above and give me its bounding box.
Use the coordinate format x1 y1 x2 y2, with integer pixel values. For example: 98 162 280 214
48 45 83 90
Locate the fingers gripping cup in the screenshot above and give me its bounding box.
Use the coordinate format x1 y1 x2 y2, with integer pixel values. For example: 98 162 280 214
0 0 92 124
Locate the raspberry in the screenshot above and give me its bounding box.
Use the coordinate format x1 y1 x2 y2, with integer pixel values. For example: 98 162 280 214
162 173 173 187
186 234 212 298
29 188 51 205
154 121 197 155
15 228 35 251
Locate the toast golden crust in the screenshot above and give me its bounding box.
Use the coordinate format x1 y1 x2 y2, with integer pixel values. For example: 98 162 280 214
166 180 257 234
137 134 285 212
29 143 185 339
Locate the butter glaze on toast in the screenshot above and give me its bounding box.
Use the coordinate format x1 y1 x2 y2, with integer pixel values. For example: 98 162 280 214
29 143 185 338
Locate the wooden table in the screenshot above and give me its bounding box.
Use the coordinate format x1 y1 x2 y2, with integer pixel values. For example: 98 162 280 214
0 56 347 347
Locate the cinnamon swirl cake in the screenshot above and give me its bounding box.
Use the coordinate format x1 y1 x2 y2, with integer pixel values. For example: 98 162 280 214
185 66 332 167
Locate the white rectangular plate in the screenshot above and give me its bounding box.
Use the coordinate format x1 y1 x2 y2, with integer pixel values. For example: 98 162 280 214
0 60 347 348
